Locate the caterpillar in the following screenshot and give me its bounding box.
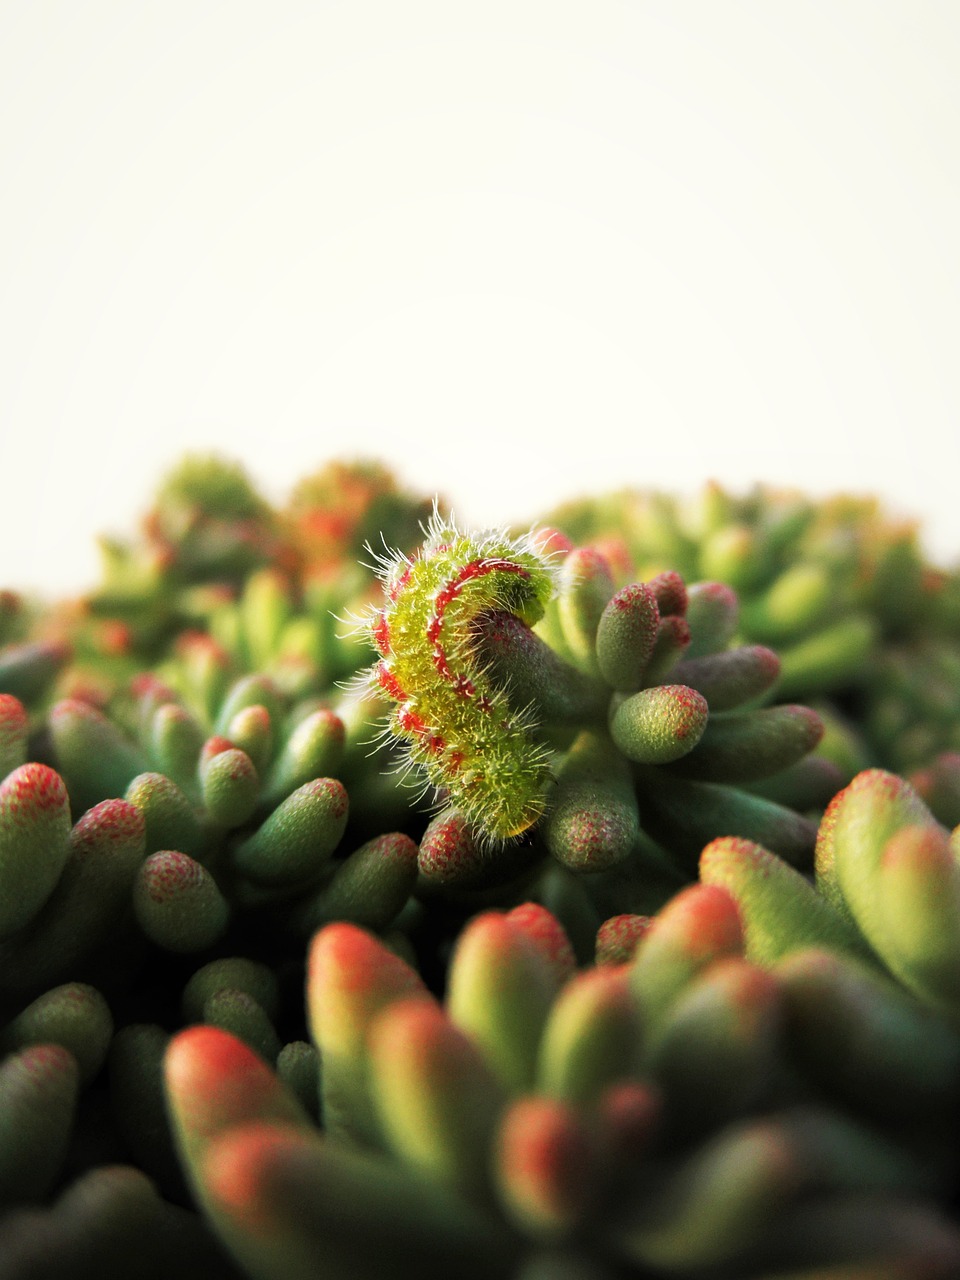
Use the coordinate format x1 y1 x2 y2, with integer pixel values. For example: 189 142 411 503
362 509 557 840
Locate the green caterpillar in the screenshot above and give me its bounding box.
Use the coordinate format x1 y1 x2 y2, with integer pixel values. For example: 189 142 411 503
362 511 555 840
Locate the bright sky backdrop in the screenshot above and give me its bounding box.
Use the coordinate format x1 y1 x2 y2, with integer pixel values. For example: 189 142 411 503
2 2 958 594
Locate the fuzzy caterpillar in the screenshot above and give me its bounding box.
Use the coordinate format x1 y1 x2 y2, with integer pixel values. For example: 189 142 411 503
363 511 556 840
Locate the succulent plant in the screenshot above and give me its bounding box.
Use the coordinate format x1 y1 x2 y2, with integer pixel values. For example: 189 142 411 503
545 482 960 770
1 459 960 1278
162 793 960 1279
283 458 440 587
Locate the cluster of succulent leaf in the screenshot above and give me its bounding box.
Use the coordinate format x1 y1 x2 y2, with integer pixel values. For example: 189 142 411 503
1 455 960 1279
1 455 434 708
547 482 960 772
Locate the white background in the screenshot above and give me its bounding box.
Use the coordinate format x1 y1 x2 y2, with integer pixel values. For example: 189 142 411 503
2 2 958 595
